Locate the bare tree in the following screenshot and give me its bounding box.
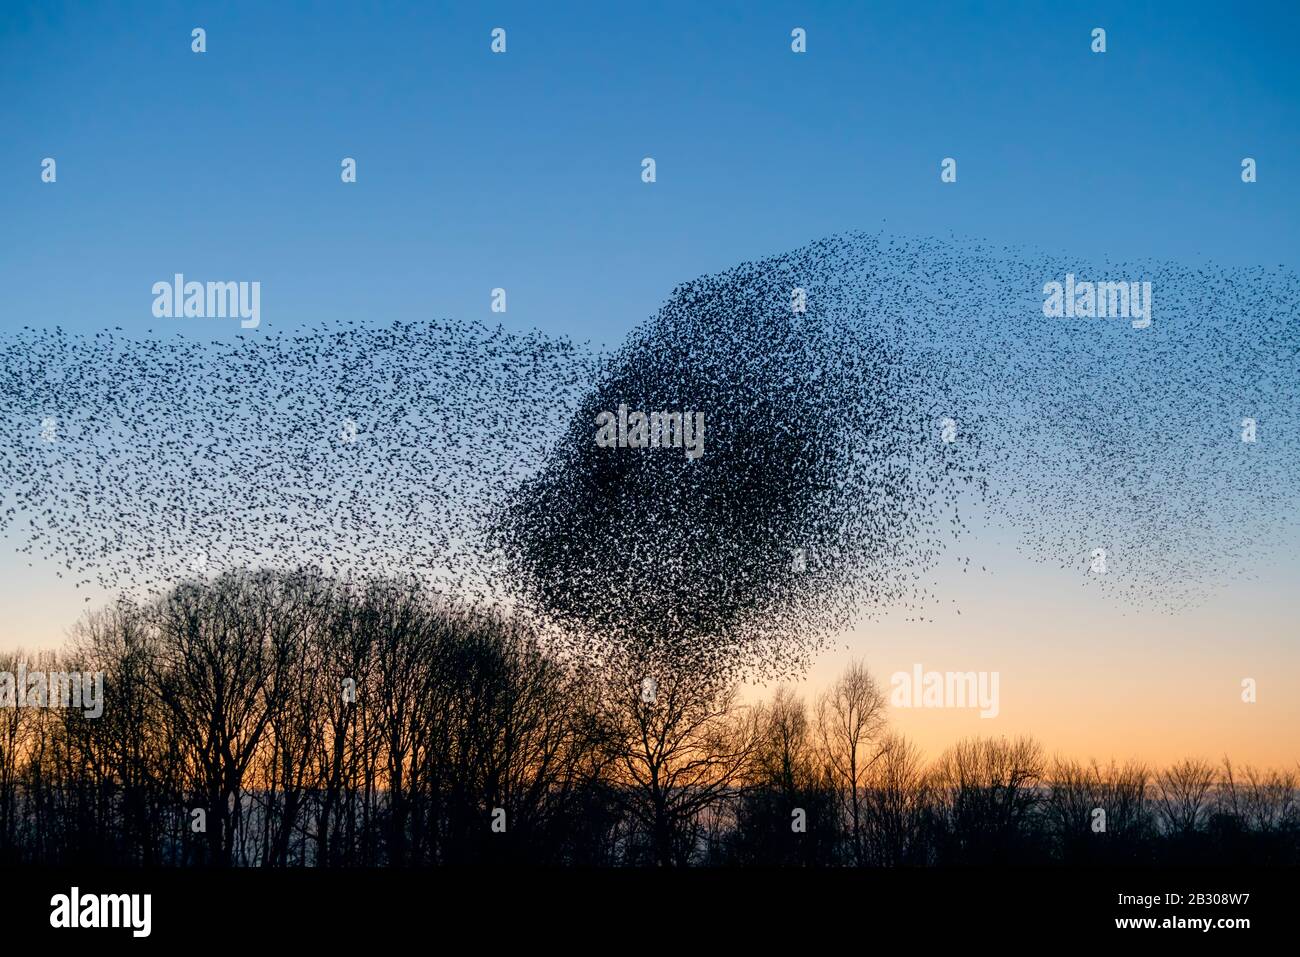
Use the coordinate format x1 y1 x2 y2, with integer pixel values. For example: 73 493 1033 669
0 649 32 862
1155 758 1216 835
1047 757 1153 862
151 572 280 865
929 736 1045 863
1218 758 1298 834
815 660 887 864
863 733 928 866
729 687 837 865
602 658 759 866
3 572 1296 869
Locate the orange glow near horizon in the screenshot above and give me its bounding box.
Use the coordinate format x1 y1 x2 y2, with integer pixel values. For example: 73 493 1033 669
3 533 1298 771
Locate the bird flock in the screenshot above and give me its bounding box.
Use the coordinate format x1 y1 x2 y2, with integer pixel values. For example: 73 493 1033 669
0 319 596 606
2 232 1295 684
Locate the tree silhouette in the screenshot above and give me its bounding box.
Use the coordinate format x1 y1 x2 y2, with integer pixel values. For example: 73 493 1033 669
0 577 1295 867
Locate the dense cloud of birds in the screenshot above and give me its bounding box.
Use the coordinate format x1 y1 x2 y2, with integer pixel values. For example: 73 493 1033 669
494 238 983 683
0 319 595 605
2 232 1296 683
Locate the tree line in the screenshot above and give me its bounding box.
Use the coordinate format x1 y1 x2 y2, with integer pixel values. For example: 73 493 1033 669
0 569 1295 867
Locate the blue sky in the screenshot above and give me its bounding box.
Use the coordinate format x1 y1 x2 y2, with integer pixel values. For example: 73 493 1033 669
3 2 1299 765
3 0 1298 345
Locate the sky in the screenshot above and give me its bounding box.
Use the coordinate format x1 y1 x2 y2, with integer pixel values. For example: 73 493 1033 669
2 1 1298 768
